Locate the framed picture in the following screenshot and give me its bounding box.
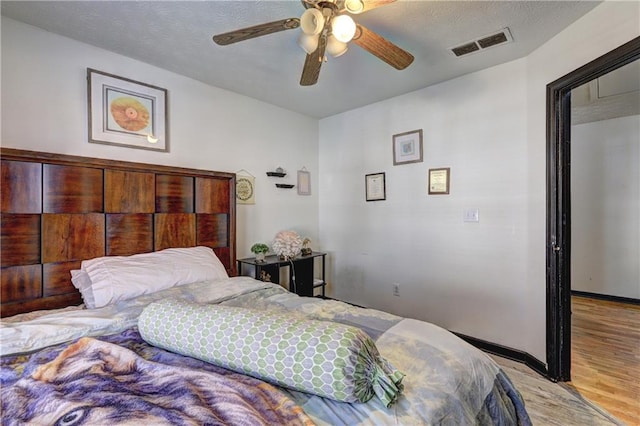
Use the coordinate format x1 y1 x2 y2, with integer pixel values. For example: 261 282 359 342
428 167 450 195
393 129 423 165
88 68 168 152
365 172 386 201
297 170 311 195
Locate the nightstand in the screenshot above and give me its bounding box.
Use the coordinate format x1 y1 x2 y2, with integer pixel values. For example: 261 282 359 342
237 252 326 297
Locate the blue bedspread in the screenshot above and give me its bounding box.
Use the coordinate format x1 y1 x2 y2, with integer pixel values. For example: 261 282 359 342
220 286 532 425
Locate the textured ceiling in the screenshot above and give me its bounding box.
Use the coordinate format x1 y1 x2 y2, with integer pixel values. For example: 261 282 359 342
1 1 601 118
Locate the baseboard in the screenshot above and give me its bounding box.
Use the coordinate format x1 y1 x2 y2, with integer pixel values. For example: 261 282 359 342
453 332 548 379
317 295 367 308
571 290 640 305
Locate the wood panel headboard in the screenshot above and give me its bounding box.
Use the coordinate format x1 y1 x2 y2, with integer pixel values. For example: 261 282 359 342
0 148 236 317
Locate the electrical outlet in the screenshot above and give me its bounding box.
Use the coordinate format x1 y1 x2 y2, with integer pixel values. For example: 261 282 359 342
393 283 400 297
463 208 480 222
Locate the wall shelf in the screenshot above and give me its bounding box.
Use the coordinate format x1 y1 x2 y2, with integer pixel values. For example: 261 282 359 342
266 171 286 177
275 183 295 189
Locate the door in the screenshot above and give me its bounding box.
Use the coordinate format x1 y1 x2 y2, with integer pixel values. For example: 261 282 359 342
546 36 640 381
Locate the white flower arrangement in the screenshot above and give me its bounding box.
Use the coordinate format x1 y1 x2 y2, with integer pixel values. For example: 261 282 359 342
272 230 303 260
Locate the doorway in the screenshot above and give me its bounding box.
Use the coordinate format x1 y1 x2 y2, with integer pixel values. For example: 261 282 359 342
546 36 640 382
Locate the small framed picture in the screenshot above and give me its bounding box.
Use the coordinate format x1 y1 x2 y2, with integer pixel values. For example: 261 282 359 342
393 129 423 165
428 168 450 195
88 68 168 152
297 170 311 195
366 172 386 202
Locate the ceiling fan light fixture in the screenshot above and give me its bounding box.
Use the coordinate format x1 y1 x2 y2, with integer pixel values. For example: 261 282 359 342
298 33 320 54
300 8 325 35
331 14 356 43
326 35 348 57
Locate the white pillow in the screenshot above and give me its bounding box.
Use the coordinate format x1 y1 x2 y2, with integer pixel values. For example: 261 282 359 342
70 269 97 309
81 246 229 309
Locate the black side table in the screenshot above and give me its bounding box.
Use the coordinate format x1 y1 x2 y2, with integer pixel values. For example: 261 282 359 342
237 252 326 297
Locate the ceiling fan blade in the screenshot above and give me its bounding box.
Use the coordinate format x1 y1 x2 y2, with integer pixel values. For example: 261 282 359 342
213 18 300 46
352 24 414 70
300 36 327 86
361 0 397 13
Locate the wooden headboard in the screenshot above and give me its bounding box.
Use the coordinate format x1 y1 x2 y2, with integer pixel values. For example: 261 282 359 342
0 148 236 317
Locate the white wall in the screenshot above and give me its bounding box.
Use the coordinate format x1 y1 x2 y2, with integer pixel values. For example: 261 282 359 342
320 58 533 353
1 17 320 259
571 115 640 299
319 1 639 363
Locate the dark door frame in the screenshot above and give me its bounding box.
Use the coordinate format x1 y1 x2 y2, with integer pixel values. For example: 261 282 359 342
546 36 640 381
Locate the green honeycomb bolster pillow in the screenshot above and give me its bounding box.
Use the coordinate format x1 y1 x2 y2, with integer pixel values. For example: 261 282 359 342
138 298 404 406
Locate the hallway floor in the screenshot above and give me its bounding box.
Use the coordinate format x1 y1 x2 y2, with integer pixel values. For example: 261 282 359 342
569 295 640 425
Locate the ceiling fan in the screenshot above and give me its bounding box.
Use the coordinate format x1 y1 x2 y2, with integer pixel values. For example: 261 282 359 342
212 0 414 86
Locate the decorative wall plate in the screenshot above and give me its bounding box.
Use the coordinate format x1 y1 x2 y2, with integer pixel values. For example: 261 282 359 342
236 176 255 204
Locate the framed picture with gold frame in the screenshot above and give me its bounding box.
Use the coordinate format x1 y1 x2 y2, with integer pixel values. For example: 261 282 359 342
428 168 450 195
88 68 168 152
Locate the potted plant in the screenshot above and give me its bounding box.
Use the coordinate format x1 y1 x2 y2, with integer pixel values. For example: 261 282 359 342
250 243 270 262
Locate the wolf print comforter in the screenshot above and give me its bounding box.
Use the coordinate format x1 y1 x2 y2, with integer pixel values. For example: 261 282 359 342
1 329 313 426
1 277 532 425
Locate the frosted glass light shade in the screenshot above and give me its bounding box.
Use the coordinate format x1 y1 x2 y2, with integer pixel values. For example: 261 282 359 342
300 8 325 35
298 33 319 54
344 0 364 14
326 35 348 57
331 15 356 43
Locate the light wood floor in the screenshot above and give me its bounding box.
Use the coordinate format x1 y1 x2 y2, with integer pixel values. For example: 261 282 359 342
569 295 640 425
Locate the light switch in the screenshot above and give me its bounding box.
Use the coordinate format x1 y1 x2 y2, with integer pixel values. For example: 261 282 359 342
463 208 479 222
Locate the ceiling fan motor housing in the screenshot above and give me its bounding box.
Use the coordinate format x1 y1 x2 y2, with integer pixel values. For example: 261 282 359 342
302 0 340 11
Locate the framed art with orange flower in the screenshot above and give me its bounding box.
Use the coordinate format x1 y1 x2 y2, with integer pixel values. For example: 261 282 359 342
88 68 168 152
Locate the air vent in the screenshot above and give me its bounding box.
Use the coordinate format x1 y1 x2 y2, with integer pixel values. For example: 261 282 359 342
451 42 480 57
477 32 508 49
450 28 512 57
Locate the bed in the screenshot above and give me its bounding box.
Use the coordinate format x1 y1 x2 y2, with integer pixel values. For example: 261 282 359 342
0 148 531 425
